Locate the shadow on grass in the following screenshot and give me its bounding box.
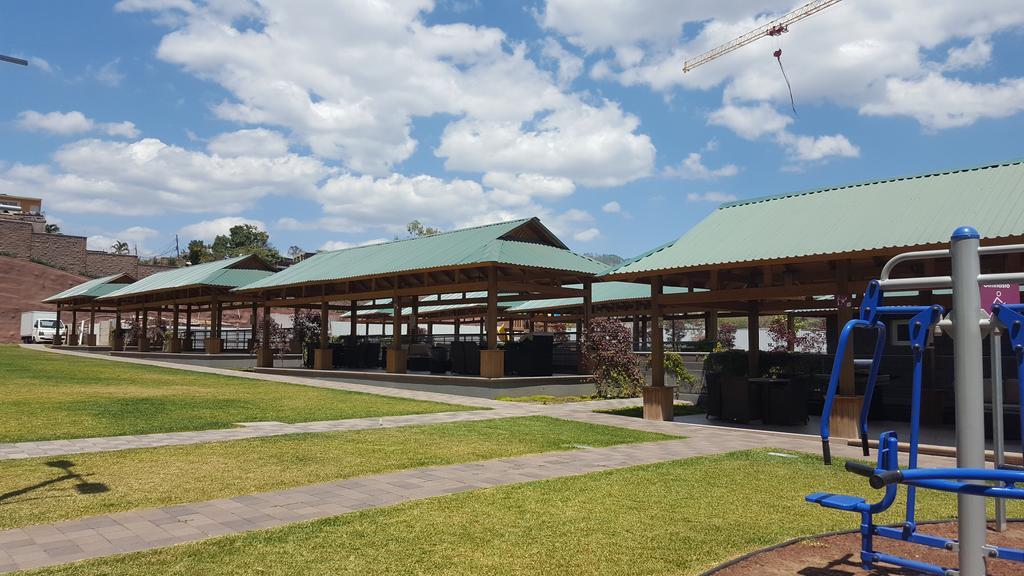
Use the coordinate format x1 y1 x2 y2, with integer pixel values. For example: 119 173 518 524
0 459 109 504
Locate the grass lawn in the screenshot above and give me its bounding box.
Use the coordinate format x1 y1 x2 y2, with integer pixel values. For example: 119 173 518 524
596 403 705 418
0 416 671 530
0 345 473 442
25 449 1024 576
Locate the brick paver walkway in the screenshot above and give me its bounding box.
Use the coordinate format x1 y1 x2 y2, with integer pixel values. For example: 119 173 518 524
0 345 956 573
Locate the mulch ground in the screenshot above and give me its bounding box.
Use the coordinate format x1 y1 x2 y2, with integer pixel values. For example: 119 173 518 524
711 521 1024 575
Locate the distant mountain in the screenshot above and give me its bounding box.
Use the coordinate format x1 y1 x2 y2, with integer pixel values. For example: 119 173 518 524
584 253 625 267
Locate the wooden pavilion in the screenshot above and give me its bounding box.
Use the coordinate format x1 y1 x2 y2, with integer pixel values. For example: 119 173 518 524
42 273 135 347
233 218 604 376
93 254 276 353
603 160 1024 425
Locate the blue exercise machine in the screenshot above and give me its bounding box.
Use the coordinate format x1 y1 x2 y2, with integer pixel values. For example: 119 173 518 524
807 227 1024 576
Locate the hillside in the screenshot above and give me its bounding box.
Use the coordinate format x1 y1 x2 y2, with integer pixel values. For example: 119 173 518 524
0 256 87 343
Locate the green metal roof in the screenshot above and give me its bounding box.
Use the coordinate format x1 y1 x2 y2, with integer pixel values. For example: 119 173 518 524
605 159 1024 278
506 282 691 313
99 255 274 300
42 273 135 303
236 218 604 292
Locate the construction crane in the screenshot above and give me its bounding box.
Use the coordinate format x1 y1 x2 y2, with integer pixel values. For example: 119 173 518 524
682 0 843 73
1 54 29 67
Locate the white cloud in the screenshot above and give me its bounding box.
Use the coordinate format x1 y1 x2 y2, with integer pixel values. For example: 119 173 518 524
943 37 992 71
313 173 509 233
573 227 600 242
663 152 738 180
437 99 654 187
706 103 857 162
87 226 160 255
776 132 860 162
119 0 654 188
0 136 330 215
687 192 737 203
16 110 140 138
28 57 53 73
541 37 583 88
208 129 290 158
861 73 1024 130
179 217 264 242
707 103 791 140
481 172 575 204
601 201 621 213
545 0 1024 133
275 217 305 231
94 58 125 87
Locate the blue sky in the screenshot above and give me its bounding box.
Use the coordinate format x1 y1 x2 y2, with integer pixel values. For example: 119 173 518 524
2 0 1023 260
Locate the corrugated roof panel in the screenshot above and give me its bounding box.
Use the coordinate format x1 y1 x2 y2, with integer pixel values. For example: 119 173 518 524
42 274 134 303
99 255 264 299
237 218 603 291
605 160 1024 277
507 282 690 313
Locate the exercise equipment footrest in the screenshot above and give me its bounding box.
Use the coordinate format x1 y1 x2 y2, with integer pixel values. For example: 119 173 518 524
805 492 867 511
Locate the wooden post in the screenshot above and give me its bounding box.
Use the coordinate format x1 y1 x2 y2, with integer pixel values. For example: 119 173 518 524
87 307 97 346
481 266 504 377
786 313 796 352
643 276 673 421
454 317 461 340
169 303 181 352
184 304 192 351
747 302 759 377
632 317 640 351
206 297 223 354
69 309 78 345
580 280 593 373
387 296 406 373
350 300 358 337
250 303 258 352
314 300 331 369
257 305 273 368
836 259 855 394
53 305 63 346
705 310 718 343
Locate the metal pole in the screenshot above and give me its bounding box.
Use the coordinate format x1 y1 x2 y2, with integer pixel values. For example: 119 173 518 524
949 226 987 576
991 326 1007 531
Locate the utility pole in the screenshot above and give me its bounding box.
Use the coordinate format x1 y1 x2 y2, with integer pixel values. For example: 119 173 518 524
175 234 180 259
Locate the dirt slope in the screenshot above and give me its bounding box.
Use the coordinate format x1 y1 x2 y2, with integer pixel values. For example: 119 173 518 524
0 256 87 343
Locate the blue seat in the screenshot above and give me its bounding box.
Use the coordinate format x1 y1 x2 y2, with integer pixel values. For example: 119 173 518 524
806 492 867 511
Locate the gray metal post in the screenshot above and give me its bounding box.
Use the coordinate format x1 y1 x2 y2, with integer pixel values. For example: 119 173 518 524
990 326 1007 531
950 226 987 576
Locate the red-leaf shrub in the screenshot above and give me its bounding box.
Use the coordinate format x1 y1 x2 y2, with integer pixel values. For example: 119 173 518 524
581 318 644 398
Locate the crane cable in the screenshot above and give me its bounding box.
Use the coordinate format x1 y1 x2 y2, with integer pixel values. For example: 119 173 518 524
773 48 798 118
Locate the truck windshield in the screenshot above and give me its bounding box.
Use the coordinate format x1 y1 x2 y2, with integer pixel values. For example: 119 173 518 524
38 320 58 328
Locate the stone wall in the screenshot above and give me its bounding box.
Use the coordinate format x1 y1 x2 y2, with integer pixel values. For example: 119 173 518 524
30 232 87 274
0 218 172 279
85 251 139 277
0 219 32 259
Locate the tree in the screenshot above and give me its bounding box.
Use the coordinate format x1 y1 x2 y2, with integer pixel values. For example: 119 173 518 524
399 220 441 239
210 224 281 264
44 224 60 234
186 239 213 265
111 240 130 255
287 245 305 261
581 318 644 398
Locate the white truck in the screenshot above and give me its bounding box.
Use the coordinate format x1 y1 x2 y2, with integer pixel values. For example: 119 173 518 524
20 311 65 343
